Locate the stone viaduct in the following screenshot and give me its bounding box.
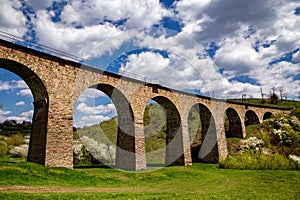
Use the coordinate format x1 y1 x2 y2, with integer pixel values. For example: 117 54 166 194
0 39 289 170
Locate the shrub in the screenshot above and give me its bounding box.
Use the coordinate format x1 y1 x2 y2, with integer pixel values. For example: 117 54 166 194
0 141 8 156
219 151 296 170
5 133 24 147
290 107 300 119
9 144 28 158
73 136 116 165
73 139 92 165
269 93 279 104
289 155 300 170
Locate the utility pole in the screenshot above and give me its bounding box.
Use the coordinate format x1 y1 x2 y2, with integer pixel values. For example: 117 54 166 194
242 94 246 103
279 87 284 101
260 88 264 100
270 87 276 96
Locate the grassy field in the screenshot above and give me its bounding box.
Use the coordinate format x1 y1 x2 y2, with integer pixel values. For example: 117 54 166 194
1 102 299 199
0 159 299 199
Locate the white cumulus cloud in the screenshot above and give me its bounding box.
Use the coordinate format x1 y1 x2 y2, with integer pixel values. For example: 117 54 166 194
0 81 10 91
0 109 11 115
4 110 34 123
0 0 27 37
17 89 32 97
76 102 116 115
15 101 25 106
20 110 34 118
74 115 112 128
0 0 299 99
59 0 169 28
0 80 29 91
77 88 107 102
27 0 55 11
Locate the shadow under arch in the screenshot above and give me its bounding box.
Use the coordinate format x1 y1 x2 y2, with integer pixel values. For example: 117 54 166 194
245 110 260 126
188 103 218 164
263 112 274 120
0 58 49 165
225 108 243 138
148 96 184 166
80 84 136 170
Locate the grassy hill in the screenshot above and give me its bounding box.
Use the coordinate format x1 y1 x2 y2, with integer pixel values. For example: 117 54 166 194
74 117 118 145
74 103 168 164
74 103 202 165
222 106 300 170
75 100 300 168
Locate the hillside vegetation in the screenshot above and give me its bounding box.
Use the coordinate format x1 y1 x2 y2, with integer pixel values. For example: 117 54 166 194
74 101 300 168
228 98 299 109
221 106 300 170
74 103 202 165
1 100 299 169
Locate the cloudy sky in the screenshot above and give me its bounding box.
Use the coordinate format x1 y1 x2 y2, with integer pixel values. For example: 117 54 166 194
0 0 299 126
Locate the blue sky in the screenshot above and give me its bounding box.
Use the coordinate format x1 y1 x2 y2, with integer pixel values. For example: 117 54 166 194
0 69 34 122
0 0 299 126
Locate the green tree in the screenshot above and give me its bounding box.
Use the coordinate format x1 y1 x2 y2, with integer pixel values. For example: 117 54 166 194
270 92 279 104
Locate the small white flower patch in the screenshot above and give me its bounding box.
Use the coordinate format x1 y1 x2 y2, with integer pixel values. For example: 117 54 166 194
289 154 300 164
9 144 28 158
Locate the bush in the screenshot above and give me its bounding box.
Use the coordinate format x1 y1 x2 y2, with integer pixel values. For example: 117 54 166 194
9 144 28 158
219 151 296 170
0 141 8 156
73 140 92 165
269 93 279 104
5 133 24 147
73 136 116 166
291 107 300 119
289 155 300 170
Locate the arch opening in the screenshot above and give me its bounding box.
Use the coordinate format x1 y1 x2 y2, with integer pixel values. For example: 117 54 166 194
0 59 49 165
224 108 243 138
188 104 218 164
143 96 184 167
245 110 260 126
143 100 166 166
73 87 117 166
73 84 136 170
263 112 274 120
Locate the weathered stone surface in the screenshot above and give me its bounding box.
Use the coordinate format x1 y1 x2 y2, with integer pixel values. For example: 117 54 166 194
0 39 289 169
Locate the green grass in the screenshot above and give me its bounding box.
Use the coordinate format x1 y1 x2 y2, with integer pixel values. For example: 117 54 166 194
0 160 299 199
228 98 299 109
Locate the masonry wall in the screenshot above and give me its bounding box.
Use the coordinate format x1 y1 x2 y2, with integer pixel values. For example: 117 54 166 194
0 40 290 169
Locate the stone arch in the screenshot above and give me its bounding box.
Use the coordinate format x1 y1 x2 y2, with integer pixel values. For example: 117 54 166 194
0 58 49 165
245 110 260 126
263 112 274 120
82 84 136 170
225 108 243 138
188 103 218 163
147 96 184 166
